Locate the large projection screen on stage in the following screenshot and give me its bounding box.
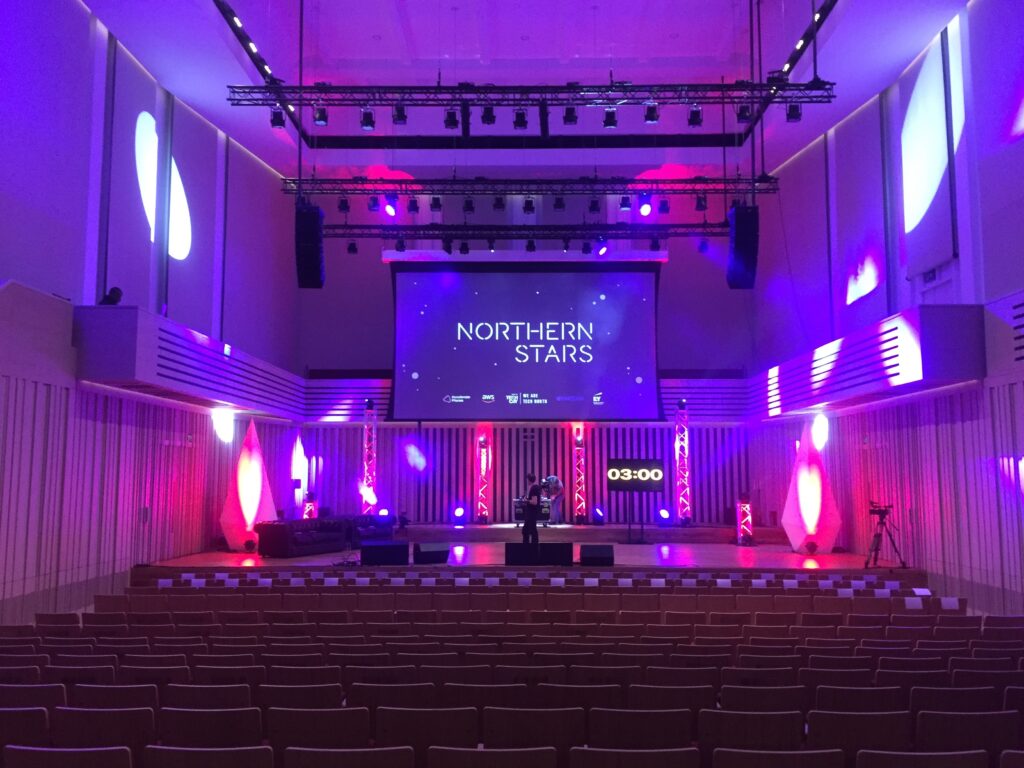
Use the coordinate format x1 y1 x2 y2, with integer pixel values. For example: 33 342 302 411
393 266 659 420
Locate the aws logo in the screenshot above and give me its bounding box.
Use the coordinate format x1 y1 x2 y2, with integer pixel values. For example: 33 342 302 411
134 111 192 261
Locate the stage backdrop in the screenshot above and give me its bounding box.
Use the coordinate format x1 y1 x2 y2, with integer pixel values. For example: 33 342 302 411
301 421 749 526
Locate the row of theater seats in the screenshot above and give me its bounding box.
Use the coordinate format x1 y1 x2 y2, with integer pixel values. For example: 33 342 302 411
96 592 956 616
3 699 1024 768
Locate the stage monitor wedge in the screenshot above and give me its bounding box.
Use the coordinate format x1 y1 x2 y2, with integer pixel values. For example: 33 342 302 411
579 544 615 567
360 541 408 566
727 204 759 289
505 542 573 566
295 203 325 289
413 542 450 565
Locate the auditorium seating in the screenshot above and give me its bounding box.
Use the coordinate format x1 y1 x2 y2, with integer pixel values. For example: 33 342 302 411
2 574 1022 768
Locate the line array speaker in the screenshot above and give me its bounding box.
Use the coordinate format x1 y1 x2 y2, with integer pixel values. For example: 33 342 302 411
295 203 325 289
727 204 759 289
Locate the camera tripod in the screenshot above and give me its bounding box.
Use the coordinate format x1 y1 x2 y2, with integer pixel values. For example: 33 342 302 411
865 503 908 568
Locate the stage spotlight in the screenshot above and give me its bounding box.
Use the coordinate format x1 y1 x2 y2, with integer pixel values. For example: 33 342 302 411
695 193 708 212
347 241 358 254
554 196 566 211
395 238 406 252
644 103 659 124
481 105 496 125
452 506 466 524
463 197 475 214
603 107 617 128
657 508 674 527
270 107 286 128
407 197 420 214
582 241 592 255
367 195 380 212
563 105 578 125
650 238 660 251
658 198 670 214
526 239 537 252
523 197 536 215
337 197 350 214
442 238 453 254
597 238 608 256
588 198 601 214
513 108 528 130
786 103 802 122
493 196 506 211
384 194 398 217
618 195 631 211
562 238 570 253
737 103 753 123
360 107 375 131
430 196 443 212
313 105 328 126
444 107 459 130
392 103 407 125
459 240 470 255
688 104 703 127
638 193 652 217
487 238 496 253
592 507 605 526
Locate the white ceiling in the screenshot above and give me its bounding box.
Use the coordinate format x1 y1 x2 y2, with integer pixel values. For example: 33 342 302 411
86 0 967 176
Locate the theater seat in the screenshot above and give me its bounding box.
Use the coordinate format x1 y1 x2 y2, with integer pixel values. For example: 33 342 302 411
284 746 415 768
855 752 988 768
3 746 132 768
568 747 700 768
428 746 558 768
145 745 274 768
713 749 845 768
587 708 692 749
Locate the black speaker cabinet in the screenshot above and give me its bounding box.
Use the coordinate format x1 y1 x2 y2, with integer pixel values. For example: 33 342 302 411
360 541 408 566
504 542 573 566
413 542 450 565
579 543 615 567
295 204 325 289
727 204 759 289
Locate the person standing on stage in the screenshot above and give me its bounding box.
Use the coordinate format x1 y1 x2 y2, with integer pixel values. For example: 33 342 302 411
545 474 565 525
523 472 541 549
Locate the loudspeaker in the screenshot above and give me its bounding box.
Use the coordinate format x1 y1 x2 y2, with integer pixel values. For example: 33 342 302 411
295 204 325 289
579 544 615 567
360 541 408 566
413 542 450 565
727 204 759 289
504 542 573 566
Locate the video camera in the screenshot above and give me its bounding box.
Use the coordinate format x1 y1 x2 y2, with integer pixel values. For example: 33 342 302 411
869 501 893 517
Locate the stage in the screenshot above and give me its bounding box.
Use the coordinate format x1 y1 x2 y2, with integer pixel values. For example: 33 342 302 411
156 524 906 575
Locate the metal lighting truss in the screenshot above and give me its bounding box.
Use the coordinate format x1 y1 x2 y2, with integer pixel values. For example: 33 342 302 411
322 222 728 239
283 175 778 197
228 80 834 108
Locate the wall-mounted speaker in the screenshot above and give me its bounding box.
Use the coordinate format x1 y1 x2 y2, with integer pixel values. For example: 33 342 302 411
295 204 325 289
727 204 759 289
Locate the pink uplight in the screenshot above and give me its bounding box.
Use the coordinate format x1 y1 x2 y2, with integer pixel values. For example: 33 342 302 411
802 558 821 570
846 254 880 305
796 464 823 536
358 482 378 506
241 558 257 567
237 442 264 530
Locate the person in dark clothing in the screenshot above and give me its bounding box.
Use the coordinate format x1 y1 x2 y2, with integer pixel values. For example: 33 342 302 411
522 472 541 549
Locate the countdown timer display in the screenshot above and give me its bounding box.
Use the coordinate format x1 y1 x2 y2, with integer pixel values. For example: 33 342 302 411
606 459 666 492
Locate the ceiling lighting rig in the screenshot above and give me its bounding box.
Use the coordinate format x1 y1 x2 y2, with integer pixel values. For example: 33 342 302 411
322 221 729 242
279 175 779 197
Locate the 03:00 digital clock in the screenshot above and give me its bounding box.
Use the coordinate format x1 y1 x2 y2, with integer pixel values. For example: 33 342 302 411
605 459 666 492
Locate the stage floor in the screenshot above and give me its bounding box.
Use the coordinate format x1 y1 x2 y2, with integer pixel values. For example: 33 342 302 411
158 534 898 573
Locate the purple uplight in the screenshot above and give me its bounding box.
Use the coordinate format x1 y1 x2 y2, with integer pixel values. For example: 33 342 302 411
639 202 652 217
384 203 397 217
377 508 390 517
598 244 608 256
453 506 465 519
658 508 671 520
